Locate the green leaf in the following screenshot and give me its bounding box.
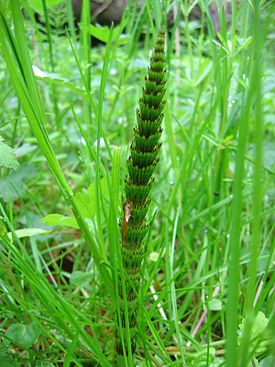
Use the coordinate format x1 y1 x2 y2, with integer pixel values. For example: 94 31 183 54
88 24 110 43
42 214 79 229
7 228 49 240
33 65 86 96
239 311 269 354
251 311 269 336
0 164 38 202
89 175 109 200
0 136 19 170
74 191 95 219
5 322 40 349
14 143 37 158
88 24 129 45
74 176 109 219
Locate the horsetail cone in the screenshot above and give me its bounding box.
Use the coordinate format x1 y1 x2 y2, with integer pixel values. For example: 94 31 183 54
117 31 166 357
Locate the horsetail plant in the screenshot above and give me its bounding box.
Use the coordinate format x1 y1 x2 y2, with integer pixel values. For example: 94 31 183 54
116 30 167 362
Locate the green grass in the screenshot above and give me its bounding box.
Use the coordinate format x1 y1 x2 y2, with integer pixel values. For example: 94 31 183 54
0 0 274 366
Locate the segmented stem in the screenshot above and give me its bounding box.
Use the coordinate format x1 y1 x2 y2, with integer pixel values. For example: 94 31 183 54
117 31 166 359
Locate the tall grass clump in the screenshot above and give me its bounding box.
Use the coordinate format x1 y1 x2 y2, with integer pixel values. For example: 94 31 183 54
0 0 274 366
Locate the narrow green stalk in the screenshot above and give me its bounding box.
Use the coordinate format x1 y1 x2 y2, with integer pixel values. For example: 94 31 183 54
116 31 167 361
225 13 257 367
64 0 76 43
166 209 185 361
183 0 194 78
80 0 92 134
95 27 114 263
239 1 263 365
41 0 60 126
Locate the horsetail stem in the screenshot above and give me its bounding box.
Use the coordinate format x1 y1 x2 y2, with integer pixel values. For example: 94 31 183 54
117 30 167 360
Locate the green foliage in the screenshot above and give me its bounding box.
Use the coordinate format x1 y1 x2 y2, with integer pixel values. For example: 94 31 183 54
0 348 17 367
7 227 49 239
42 213 78 228
0 136 19 170
0 0 112 293
89 23 130 45
5 322 41 349
41 176 110 229
239 311 269 355
0 164 37 202
0 0 274 366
